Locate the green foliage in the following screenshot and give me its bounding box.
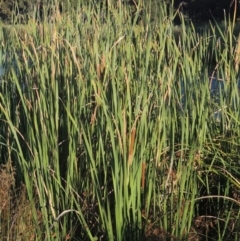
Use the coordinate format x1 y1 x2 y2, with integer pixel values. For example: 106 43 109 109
0 0 237 24
0 0 30 22
0 0 14 21
0 1 240 241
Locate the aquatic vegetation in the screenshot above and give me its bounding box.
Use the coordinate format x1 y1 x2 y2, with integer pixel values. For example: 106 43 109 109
0 1 240 240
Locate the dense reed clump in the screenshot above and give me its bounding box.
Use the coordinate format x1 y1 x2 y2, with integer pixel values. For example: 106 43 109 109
0 1 240 240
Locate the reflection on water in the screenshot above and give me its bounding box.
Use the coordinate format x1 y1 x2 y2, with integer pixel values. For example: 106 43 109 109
179 73 240 122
